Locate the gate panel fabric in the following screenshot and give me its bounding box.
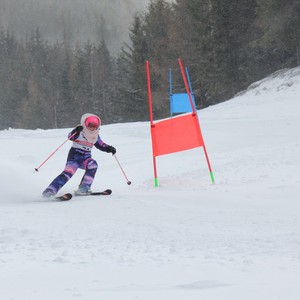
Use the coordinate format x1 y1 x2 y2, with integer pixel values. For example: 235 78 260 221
170 93 196 114
151 113 204 157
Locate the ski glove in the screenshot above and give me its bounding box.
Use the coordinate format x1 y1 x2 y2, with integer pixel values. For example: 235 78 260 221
106 145 116 155
71 125 83 135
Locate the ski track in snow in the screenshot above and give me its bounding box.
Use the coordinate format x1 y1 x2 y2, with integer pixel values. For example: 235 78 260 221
0 66 300 299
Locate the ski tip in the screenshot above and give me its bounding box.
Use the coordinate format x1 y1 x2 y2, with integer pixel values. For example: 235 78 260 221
105 189 112 195
57 193 73 201
91 189 112 195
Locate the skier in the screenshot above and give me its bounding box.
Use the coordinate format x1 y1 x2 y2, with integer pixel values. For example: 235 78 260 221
42 113 116 198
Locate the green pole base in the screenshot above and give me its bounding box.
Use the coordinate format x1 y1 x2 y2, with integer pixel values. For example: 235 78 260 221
210 172 215 184
154 177 159 187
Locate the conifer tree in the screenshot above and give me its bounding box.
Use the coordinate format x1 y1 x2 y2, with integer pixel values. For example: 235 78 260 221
256 0 300 67
116 15 149 121
0 30 26 128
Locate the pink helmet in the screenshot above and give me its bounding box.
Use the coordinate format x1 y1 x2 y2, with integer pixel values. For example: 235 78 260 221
84 115 101 129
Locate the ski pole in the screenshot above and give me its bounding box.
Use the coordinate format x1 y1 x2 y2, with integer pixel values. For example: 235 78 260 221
34 131 77 172
113 154 131 185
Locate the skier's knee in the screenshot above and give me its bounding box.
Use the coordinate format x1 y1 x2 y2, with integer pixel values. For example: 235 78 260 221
64 164 77 175
87 159 98 170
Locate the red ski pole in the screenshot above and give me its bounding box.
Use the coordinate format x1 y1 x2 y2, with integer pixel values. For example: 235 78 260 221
34 131 77 172
113 155 131 185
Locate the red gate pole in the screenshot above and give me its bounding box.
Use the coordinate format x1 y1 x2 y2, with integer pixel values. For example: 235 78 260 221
178 58 215 184
146 61 159 187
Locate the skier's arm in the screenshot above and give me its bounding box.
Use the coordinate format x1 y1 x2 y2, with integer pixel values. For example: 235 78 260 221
68 125 83 140
94 136 116 154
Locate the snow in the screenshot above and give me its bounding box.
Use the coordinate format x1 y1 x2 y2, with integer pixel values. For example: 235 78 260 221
1 66 300 299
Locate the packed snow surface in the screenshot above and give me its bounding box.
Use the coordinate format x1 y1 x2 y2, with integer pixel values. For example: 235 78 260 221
0 67 300 299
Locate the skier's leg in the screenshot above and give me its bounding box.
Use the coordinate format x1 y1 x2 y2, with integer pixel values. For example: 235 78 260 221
42 162 79 197
77 158 98 192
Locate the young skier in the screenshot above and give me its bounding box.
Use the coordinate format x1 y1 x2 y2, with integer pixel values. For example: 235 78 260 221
42 113 116 198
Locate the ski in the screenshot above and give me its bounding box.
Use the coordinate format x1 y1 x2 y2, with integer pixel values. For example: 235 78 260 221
53 189 112 201
75 189 112 196
55 193 73 201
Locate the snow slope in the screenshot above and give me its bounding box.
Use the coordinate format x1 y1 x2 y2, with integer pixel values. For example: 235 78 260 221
0 66 300 299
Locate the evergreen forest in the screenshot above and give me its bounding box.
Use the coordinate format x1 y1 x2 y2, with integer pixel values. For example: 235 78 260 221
0 0 299 129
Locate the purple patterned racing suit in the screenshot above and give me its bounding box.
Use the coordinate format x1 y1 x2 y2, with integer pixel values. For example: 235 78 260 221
42 129 113 196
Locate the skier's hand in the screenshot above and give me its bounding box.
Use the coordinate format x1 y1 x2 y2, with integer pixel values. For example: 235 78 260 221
71 125 83 135
106 145 116 155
